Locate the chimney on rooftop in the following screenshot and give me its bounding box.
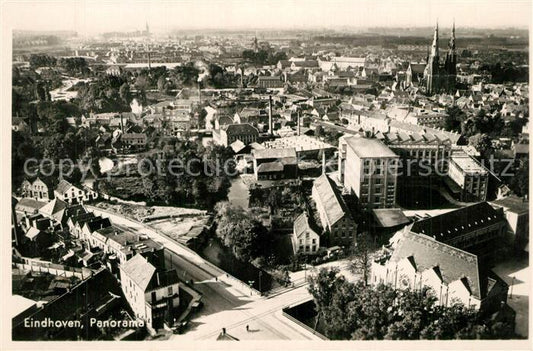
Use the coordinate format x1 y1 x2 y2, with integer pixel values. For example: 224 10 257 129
268 95 273 136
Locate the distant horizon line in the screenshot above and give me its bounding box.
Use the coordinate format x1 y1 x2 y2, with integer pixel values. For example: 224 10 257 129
13 24 530 35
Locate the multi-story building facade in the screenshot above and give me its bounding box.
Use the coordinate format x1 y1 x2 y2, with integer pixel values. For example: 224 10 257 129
214 123 259 147
448 152 489 201
252 148 298 181
292 213 320 255
21 177 54 202
490 195 529 250
312 174 357 247
371 230 508 314
407 202 507 258
339 136 399 209
120 133 147 149
383 133 453 177
54 180 98 204
90 226 164 264
120 254 180 334
257 76 283 89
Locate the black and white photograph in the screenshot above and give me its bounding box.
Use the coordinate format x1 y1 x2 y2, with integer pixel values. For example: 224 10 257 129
1 0 531 348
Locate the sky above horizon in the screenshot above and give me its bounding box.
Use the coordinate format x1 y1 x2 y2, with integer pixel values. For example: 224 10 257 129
3 0 531 35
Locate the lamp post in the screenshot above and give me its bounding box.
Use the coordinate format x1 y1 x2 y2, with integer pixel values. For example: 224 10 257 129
248 280 255 296
258 271 262 294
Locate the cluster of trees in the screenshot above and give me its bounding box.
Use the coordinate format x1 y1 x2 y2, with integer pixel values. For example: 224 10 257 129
242 49 287 65
58 57 90 77
480 62 529 83
170 63 201 87
214 202 271 262
28 54 90 77
133 62 239 92
204 63 239 89
29 54 57 68
315 125 344 146
12 130 38 179
249 183 305 213
104 141 236 208
510 159 529 197
76 75 132 112
446 106 528 140
308 267 515 340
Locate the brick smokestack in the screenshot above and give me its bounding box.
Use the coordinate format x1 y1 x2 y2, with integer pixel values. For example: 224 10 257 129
297 110 301 136
268 95 273 136
322 150 326 175
198 81 201 104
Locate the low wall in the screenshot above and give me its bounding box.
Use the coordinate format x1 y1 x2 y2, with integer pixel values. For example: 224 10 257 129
14 257 94 280
282 299 328 340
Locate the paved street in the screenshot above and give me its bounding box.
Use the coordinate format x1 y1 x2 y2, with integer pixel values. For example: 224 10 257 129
88 206 321 340
492 256 530 338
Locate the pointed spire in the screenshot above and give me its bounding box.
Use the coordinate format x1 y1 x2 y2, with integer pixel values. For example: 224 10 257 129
431 20 439 58
449 19 456 50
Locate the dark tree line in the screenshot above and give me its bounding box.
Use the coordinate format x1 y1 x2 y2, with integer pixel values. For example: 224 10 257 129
480 62 529 83
308 267 515 340
100 141 236 209
242 49 288 65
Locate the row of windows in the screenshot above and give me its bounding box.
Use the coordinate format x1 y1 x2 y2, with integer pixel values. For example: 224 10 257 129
299 238 317 244
298 245 317 253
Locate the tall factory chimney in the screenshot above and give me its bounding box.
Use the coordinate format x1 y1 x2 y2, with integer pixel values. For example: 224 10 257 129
322 151 326 175
198 81 202 104
268 95 273 136
297 110 301 136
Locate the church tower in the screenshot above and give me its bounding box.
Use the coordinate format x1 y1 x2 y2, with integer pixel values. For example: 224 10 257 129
424 21 457 95
445 22 457 78
425 22 440 94
252 35 259 53
444 21 457 92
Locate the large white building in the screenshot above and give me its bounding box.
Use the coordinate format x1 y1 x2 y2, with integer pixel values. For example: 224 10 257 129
448 151 489 201
54 180 98 204
120 254 180 334
292 213 320 255
339 136 399 209
371 227 508 313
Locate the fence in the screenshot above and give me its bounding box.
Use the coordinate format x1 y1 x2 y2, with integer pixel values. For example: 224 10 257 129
14 256 94 280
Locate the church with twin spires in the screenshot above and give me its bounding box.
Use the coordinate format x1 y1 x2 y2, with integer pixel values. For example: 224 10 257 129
423 21 457 95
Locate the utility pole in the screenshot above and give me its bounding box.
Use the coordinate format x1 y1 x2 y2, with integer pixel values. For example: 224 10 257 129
509 276 515 299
